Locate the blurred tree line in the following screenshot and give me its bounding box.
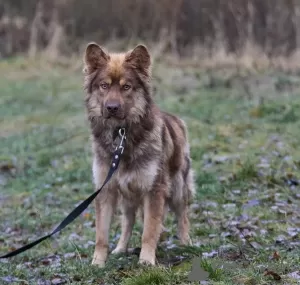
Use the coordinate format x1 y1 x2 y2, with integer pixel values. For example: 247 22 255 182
0 0 299 58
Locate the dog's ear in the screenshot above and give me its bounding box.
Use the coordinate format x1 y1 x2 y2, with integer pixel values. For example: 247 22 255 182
125 45 151 75
84 42 109 73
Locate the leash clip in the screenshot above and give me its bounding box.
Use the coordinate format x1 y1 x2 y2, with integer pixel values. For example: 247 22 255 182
115 128 126 154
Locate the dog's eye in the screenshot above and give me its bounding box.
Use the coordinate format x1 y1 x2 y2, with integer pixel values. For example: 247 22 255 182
100 83 109 89
123 84 131 90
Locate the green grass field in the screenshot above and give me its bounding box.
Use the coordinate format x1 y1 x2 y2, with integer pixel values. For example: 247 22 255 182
1 58 300 284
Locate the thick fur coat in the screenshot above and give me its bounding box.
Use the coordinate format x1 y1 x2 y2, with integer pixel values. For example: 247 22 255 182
83 43 195 267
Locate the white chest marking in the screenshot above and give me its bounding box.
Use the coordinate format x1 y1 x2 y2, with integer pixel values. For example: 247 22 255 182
116 160 159 194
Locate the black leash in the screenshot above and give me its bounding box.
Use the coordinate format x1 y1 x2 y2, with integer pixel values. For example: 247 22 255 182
0 128 126 259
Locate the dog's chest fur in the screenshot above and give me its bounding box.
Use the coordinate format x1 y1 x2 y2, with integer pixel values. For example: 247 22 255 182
115 159 159 199
92 118 164 199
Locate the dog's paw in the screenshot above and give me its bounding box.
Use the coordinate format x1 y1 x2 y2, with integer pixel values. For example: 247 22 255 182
139 246 156 266
92 253 106 267
138 253 156 266
179 235 193 246
138 258 155 266
111 247 127 254
92 258 105 267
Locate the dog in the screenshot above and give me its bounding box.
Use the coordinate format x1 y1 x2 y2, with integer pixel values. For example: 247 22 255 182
83 43 195 267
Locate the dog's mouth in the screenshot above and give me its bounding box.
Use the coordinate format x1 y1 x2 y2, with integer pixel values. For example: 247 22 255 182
104 114 126 120
101 108 126 121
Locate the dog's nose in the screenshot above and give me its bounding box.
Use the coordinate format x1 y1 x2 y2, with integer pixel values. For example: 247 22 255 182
105 102 120 114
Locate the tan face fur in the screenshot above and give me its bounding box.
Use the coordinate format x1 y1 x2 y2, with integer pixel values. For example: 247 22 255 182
84 43 151 125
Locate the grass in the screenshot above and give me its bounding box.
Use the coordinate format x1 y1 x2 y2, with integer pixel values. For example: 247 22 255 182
1 57 300 284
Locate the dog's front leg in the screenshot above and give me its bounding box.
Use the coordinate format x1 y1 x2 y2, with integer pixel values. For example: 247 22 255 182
139 186 166 265
92 187 117 267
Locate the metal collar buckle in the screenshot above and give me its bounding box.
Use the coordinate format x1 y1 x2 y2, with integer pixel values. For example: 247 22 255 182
115 127 126 154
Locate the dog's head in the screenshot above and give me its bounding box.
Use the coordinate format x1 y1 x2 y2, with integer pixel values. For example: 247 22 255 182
83 43 152 126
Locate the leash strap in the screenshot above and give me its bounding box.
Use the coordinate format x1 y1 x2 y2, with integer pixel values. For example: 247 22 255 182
0 128 126 259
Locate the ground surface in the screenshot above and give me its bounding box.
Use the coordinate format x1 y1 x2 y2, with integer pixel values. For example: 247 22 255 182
0 58 300 285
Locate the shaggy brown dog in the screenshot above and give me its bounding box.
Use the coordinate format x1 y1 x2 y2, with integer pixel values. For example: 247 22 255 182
83 43 195 267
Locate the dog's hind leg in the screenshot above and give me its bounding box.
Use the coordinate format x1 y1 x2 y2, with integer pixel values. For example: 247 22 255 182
170 169 195 245
138 205 168 236
174 204 191 245
112 199 137 254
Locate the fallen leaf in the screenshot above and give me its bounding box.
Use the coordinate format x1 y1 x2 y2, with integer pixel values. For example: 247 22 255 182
202 250 218 258
242 199 260 209
264 269 281 280
287 271 300 280
63 252 76 259
249 241 262 250
1 276 23 282
222 203 236 210
275 235 286 244
287 227 299 237
28 211 38 217
37 279 51 285
51 278 65 285
41 259 51 266
271 251 280 260
73 275 81 282
83 212 91 219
